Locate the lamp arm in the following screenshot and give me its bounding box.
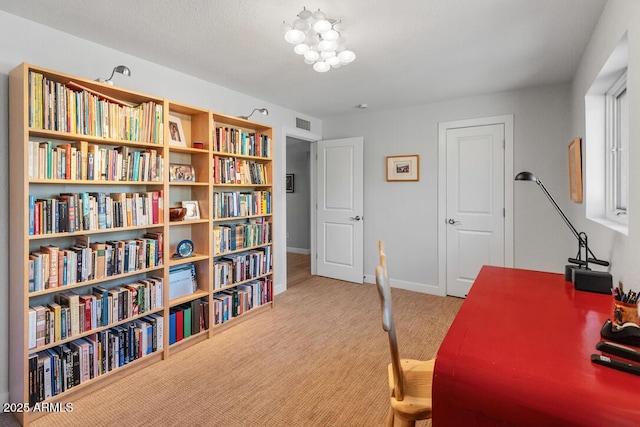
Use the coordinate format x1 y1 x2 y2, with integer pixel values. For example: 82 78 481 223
536 179 607 265
536 180 583 243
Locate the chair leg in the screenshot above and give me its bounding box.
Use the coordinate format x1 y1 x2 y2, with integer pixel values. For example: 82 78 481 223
393 412 415 427
386 406 394 427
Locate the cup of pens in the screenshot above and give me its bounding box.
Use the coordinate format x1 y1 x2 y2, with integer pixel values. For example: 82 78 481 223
613 285 639 325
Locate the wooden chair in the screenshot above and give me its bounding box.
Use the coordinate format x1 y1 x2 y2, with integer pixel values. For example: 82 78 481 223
375 240 434 427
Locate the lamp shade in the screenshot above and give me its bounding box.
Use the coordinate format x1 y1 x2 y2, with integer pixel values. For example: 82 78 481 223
515 171 537 182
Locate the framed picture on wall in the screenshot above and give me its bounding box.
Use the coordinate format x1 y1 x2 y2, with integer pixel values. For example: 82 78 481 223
386 155 419 181
286 174 294 193
568 137 583 202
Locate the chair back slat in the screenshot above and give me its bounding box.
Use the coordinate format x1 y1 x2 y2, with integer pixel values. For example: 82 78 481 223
375 241 405 401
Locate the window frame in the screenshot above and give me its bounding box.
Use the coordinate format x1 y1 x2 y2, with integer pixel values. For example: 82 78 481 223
604 70 628 225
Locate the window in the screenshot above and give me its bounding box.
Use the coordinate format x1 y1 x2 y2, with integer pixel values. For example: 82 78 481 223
605 71 628 224
585 32 628 235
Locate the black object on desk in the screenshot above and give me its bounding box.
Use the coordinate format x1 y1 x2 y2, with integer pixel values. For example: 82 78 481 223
600 319 640 347
591 354 640 376
596 341 640 363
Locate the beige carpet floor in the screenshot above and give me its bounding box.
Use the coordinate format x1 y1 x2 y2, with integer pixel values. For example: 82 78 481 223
19 257 462 427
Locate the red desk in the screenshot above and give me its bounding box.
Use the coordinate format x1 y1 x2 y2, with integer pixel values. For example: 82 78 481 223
433 266 640 426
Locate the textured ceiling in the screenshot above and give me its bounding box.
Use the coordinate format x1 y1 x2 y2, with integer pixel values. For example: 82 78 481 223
0 0 607 119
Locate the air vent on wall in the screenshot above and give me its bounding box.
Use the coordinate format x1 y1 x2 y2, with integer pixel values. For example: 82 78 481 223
296 117 311 131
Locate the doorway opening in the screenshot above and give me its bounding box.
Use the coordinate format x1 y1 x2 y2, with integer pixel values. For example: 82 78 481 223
286 137 313 287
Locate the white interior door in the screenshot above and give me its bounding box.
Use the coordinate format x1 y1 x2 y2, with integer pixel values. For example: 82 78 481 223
446 124 505 297
316 137 364 283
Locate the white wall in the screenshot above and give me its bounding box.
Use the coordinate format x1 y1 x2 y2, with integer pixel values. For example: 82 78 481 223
322 84 576 291
285 138 311 252
0 11 322 404
570 0 640 289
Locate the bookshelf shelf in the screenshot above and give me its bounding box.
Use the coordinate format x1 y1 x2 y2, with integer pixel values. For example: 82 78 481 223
28 265 164 297
214 242 273 257
168 254 210 267
211 302 272 332
212 151 272 161
29 179 165 185
168 289 209 307
169 146 209 155
9 62 274 425
213 272 273 292
168 181 209 187
169 218 210 226
213 213 273 222
32 307 164 352
28 128 164 149
27 223 164 240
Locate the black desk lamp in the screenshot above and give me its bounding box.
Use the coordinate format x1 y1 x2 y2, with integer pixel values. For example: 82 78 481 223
515 171 612 294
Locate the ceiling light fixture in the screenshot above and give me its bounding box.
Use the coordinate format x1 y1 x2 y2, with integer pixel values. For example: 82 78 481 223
96 65 131 85
238 108 269 120
283 7 356 73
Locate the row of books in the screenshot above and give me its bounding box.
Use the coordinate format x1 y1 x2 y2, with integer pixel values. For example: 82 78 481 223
28 278 163 349
213 219 272 255
212 190 272 219
28 314 163 406
213 247 272 289
214 125 271 158
29 140 164 182
168 299 209 345
29 233 163 292
28 190 164 235
213 278 272 324
212 156 268 185
28 71 163 144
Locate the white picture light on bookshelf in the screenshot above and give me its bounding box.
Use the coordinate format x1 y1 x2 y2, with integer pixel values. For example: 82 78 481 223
238 108 269 120
96 65 131 85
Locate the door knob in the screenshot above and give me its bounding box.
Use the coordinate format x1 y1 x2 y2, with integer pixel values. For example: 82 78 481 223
448 218 460 225
350 215 362 221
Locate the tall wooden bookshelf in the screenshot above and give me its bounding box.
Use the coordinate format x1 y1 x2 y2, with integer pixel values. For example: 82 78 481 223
210 113 274 331
8 63 274 425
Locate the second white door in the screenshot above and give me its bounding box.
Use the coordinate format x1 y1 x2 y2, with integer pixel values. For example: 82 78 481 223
445 124 505 297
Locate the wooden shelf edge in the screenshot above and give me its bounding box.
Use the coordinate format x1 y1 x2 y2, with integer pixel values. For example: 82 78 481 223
168 290 208 307
29 265 164 297
24 350 163 423
167 330 208 355
28 223 164 240
30 307 165 352
212 213 272 223
210 303 273 335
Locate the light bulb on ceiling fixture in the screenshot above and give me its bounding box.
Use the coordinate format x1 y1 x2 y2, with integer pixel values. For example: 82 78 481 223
313 61 331 73
284 28 305 44
294 44 310 55
283 7 356 73
338 50 356 64
304 50 320 62
312 9 326 20
313 19 332 33
298 7 312 20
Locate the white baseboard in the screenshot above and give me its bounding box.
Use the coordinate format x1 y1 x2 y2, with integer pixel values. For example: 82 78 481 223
363 274 445 296
286 247 310 255
274 282 287 296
